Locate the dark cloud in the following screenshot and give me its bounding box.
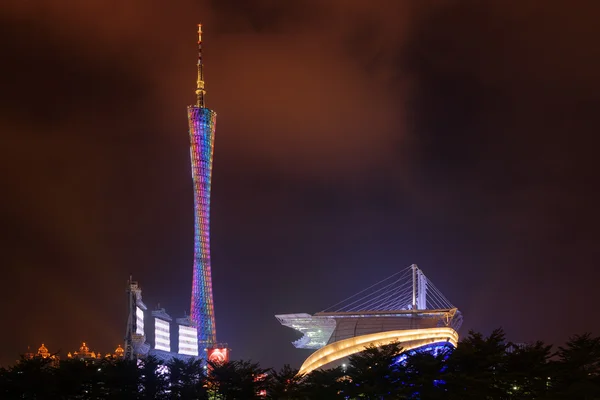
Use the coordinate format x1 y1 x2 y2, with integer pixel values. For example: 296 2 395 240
1 0 599 368
402 0 600 342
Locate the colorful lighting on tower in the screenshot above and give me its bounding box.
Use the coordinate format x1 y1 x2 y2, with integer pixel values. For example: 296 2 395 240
188 24 217 349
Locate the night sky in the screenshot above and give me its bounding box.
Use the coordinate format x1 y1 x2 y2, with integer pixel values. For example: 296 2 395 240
1 0 599 368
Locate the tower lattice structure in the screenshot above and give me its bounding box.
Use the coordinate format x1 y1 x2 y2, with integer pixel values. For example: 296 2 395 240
188 24 217 349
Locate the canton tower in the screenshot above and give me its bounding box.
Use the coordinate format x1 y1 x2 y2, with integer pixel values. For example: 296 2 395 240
188 24 217 349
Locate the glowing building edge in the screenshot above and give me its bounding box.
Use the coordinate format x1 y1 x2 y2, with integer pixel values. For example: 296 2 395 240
298 327 458 375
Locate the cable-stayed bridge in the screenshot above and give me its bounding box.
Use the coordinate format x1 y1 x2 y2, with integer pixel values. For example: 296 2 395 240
276 264 463 374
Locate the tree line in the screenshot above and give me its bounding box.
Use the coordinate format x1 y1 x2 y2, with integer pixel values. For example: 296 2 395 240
1 329 600 399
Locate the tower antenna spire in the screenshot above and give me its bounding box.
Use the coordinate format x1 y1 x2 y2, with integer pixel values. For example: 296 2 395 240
195 24 206 107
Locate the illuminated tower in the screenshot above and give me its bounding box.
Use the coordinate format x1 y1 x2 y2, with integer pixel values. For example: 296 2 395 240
188 24 217 349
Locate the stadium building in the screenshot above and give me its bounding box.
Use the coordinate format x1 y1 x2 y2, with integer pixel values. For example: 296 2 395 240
276 264 462 375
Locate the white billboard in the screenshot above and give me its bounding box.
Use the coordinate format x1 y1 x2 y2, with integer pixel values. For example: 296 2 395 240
154 318 171 352
135 307 145 335
178 325 198 356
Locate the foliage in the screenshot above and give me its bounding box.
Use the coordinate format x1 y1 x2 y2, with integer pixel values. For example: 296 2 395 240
401 346 451 400
208 359 269 400
552 333 600 399
302 366 346 400
166 357 207 400
2 330 600 399
268 364 305 400
138 356 168 400
444 328 509 399
344 342 404 399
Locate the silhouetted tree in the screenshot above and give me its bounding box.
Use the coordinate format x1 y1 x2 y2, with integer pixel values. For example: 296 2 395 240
444 329 508 399
101 358 140 399
402 347 451 400
2 356 56 399
302 366 346 400
167 357 208 400
138 356 168 400
4 330 600 399
344 342 404 399
504 341 553 399
268 364 305 399
553 333 600 399
0 366 8 399
51 358 105 399
208 360 270 400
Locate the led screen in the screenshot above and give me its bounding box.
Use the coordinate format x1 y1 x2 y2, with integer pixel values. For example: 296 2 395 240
135 307 144 335
154 318 170 352
207 348 229 364
178 325 198 356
